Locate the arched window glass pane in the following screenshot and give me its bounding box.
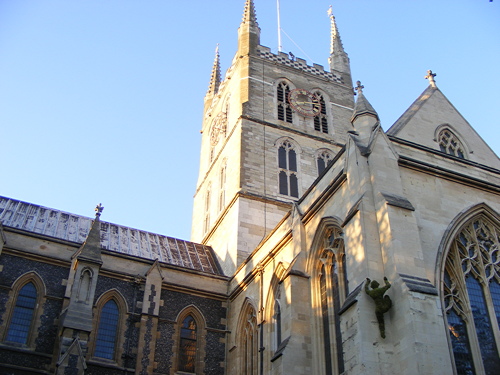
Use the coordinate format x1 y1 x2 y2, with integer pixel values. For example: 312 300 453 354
489 280 500 326
6 282 37 344
278 146 287 169
95 300 119 360
466 277 500 374
317 158 326 175
289 174 298 198
279 171 288 195
179 315 197 372
320 265 333 375
288 149 297 172
274 300 281 347
447 309 475 375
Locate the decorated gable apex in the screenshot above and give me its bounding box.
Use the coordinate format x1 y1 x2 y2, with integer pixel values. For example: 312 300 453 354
387 75 500 169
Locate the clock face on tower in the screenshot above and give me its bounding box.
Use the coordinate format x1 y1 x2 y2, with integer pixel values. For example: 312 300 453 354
210 112 227 146
288 89 321 117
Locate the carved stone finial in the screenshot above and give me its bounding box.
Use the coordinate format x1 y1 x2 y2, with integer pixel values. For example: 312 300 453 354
95 203 104 218
354 80 364 95
327 5 333 18
425 70 437 87
365 277 392 338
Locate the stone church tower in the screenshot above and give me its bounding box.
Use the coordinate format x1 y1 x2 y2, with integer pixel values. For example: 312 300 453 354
191 0 355 275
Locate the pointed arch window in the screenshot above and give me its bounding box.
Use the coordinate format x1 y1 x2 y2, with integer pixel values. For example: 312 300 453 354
179 315 198 372
277 82 292 123
94 299 119 360
278 140 299 198
317 150 334 175
204 185 211 234
438 129 465 159
240 304 258 375
443 216 500 374
219 163 226 212
5 282 37 345
313 226 347 375
314 93 328 133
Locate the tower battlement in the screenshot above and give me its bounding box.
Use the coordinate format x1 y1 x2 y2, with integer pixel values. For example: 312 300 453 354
257 46 344 84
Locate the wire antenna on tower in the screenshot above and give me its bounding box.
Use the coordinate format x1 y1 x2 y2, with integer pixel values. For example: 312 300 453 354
277 0 282 52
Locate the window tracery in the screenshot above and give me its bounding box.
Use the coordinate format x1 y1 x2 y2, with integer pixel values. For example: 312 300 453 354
313 226 346 375
438 129 466 159
278 140 299 198
443 216 500 374
317 149 334 175
240 303 258 375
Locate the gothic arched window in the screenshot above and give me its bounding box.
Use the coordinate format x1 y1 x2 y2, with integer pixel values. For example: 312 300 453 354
179 315 198 372
94 299 120 360
219 162 226 212
204 185 211 234
312 225 347 375
277 82 292 123
278 140 299 198
443 216 500 374
438 129 466 159
317 149 334 175
240 303 258 375
314 92 328 134
273 299 282 349
5 282 37 345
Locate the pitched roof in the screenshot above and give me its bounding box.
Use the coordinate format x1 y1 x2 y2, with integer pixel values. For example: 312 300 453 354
0 196 222 275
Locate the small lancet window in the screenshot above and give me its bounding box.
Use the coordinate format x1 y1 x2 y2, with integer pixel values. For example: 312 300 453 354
317 150 334 175
94 299 119 360
314 93 328 134
277 82 292 123
6 282 37 344
438 129 465 159
204 187 211 234
179 315 197 372
219 163 226 212
278 140 299 198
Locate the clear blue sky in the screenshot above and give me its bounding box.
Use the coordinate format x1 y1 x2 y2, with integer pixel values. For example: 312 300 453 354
1 0 499 241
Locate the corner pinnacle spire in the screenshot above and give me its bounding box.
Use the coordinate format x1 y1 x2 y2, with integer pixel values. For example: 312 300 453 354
327 6 351 81
207 44 221 96
242 0 258 26
77 204 103 264
238 0 260 55
351 81 379 123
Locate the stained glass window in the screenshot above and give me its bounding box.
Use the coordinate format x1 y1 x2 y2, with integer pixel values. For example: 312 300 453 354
443 217 500 374
179 315 197 372
6 282 37 344
94 299 119 360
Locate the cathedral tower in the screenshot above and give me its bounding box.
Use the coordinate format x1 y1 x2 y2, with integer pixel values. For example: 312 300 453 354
191 1 355 275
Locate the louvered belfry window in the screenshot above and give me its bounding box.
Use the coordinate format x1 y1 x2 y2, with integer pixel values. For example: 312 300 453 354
277 82 292 123
314 93 328 133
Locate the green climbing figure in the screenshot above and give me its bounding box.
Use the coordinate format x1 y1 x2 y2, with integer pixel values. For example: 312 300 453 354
365 277 392 338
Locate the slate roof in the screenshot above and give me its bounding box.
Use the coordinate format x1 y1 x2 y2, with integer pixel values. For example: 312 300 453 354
0 196 222 275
